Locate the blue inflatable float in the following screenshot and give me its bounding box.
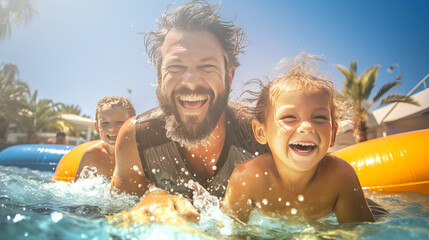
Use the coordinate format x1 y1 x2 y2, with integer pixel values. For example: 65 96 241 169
0 144 75 172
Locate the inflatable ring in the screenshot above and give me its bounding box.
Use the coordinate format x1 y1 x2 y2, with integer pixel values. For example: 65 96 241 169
0 144 74 172
335 129 429 195
52 140 101 181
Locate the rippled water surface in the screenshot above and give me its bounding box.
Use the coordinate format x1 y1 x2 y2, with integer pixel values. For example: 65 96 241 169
1 165 428 240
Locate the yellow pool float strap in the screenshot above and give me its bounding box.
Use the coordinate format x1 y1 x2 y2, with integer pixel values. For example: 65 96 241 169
52 140 101 181
334 129 429 195
53 130 429 195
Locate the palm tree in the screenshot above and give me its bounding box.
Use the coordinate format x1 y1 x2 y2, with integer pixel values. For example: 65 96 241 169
337 61 420 143
0 0 36 41
13 90 72 143
0 63 29 138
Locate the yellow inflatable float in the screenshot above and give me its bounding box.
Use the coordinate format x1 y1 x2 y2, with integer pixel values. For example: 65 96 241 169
335 129 429 195
52 140 101 181
53 130 429 195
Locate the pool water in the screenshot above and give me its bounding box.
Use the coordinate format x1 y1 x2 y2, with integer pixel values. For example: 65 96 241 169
1 165 428 240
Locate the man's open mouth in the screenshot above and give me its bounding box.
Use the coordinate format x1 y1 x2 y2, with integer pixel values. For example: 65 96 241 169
289 142 317 154
177 95 208 110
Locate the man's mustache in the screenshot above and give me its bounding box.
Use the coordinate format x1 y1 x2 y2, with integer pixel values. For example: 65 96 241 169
172 86 214 98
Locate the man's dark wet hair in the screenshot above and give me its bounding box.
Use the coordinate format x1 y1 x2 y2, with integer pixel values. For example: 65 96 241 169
144 0 247 82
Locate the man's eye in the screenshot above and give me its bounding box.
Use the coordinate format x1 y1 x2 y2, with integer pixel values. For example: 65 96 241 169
166 65 185 73
199 65 216 72
101 122 109 126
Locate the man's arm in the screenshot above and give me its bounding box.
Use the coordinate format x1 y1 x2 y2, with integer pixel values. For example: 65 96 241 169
110 116 149 196
334 160 375 223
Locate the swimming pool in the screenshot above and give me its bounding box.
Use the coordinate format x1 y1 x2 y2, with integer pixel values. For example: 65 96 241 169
1 165 428 240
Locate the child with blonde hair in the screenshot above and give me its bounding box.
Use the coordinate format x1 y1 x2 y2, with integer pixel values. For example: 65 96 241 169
222 55 374 224
75 96 136 181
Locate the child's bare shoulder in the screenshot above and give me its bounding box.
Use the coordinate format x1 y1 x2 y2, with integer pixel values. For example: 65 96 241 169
235 153 272 173
320 154 357 177
81 142 108 161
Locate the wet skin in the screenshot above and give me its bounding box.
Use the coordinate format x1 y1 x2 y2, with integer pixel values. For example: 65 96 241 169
223 89 375 223
110 31 236 223
74 107 131 181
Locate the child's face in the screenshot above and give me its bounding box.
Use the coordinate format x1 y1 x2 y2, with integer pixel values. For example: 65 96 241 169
95 106 130 147
257 88 336 172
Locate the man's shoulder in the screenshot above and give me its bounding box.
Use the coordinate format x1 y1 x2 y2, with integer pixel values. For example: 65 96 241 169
136 107 164 125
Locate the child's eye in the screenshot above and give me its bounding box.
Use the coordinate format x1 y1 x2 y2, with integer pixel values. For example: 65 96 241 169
314 115 329 122
280 115 296 122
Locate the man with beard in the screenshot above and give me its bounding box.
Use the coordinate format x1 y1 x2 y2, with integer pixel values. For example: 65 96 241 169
110 0 385 224
110 0 265 210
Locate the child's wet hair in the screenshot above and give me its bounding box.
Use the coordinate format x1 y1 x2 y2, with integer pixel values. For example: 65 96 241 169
240 53 348 126
95 96 136 122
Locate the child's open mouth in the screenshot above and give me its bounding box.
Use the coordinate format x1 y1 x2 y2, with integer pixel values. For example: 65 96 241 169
289 142 317 155
107 134 117 142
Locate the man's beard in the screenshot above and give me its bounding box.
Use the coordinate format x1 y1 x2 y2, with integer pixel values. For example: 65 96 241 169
157 78 230 147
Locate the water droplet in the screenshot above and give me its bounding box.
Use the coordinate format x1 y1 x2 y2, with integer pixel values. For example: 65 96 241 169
161 156 165 160
247 199 252 205
255 174 259 178
152 169 156 174
149 216 156 222
181 168 185 172
212 165 217 170
243 150 246 153
13 214 24 223
51 212 63 223
242 182 246 186
185 171 189 175
264 172 268 175
278 197 282 202
255 152 259 156
269 187 272 191
156 169 160 173
291 208 297 215
132 165 139 171
286 201 290 206
262 198 268 205
138 171 142 175
80 233 88 239
191 154 195 158
138 184 142 188
24 232 29 237
298 194 304 202
211 158 216 163
354 188 359 192
256 202 261 208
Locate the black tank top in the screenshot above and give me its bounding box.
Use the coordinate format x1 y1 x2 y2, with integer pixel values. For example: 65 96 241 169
135 106 267 199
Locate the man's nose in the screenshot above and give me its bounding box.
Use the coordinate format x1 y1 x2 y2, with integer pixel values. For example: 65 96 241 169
182 67 201 90
297 121 315 134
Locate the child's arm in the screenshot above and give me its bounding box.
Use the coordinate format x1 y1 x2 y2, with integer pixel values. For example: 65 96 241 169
74 148 99 181
222 164 254 223
334 160 375 223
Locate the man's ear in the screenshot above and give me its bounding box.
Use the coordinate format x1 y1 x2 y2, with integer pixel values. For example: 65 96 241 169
252 119 267 144
330 121 338 147
94 121 100 135
228 66 236 86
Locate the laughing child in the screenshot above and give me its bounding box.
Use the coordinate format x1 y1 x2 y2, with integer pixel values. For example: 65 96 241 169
74 96 136 181
222 56 375 224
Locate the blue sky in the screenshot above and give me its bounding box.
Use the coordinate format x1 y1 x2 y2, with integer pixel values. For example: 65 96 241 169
1 0 428 119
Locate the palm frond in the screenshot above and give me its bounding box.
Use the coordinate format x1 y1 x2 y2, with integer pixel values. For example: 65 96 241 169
360 65 380 100
379 94 420 107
